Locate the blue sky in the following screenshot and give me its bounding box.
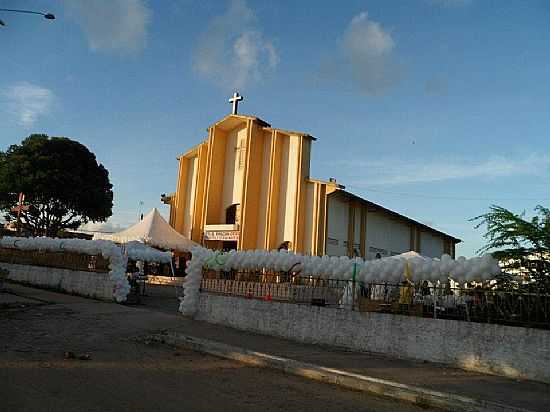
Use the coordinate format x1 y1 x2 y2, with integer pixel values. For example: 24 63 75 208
2 0 550 256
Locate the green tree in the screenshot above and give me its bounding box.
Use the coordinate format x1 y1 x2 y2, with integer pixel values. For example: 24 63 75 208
0 134 113 237
472 205 550 292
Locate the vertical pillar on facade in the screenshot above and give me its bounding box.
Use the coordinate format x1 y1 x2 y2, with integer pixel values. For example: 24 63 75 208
317 184 328 256
169 201 176 227
292 137 306 253
191 143 208 244
409 225 416 252
265 130 281 250
201 126 227 241
315 184 328 256
240 120 264 250
443 238 455 258
201 127 215 232
347 201 356 257
173 156 188 234
360 207 367 258
309 182 320 255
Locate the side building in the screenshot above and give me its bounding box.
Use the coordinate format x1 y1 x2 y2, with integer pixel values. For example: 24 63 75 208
162 113 460 258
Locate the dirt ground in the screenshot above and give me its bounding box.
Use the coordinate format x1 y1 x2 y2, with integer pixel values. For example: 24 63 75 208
0 285 439 412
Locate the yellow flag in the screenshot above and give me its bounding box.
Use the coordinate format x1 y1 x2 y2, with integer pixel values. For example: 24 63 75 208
404 261 412 281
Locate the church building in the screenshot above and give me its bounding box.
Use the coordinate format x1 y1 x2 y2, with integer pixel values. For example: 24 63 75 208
163 94 460 259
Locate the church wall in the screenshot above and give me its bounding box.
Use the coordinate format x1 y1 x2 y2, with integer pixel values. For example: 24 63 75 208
275 137 290 246
220 126 247 222
173 157 188 233
302 182 316 255
204 128 227 226
255 131 272 249
326 196 349 256
390 219 412 255
265 132 282 249
274 135 300 247
285 136 300 244
365 212 390 258
420 231 445 258
364 212 410 259
182 156 198 239
240 121 265 249
353 204 362 255
191 142 209 243
169 115 458 255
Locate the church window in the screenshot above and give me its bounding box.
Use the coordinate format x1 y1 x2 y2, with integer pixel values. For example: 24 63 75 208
226 204 239 224
235 139 246 169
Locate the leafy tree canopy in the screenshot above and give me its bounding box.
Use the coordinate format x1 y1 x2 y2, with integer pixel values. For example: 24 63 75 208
0 134 113 237
472 205 550 292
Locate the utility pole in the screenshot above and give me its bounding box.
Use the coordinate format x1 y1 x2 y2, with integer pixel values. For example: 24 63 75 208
11 193 29 236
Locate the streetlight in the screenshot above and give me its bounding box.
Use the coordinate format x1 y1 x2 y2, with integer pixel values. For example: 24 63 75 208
0 8 55 26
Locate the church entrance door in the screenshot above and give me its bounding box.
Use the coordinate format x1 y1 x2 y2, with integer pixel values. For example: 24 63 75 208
222 241 238 251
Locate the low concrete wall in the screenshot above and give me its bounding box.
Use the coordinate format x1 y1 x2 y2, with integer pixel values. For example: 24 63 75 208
2 263 115 301
196 293 550 384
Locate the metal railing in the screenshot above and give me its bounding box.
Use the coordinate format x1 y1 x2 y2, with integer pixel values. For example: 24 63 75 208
200 269 550 329
0 247 110 273
201 269 351 307
359 282 550 328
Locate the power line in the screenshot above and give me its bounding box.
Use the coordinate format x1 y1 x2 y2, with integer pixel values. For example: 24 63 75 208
347 185 550 202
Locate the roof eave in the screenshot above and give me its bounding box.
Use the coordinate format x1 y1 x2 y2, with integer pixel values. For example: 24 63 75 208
331 189 461 243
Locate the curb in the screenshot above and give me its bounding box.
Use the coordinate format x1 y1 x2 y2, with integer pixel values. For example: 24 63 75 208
158 332 533 412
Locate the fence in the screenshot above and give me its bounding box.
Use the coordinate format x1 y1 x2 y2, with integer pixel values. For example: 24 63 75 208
200 270 550 329
201 269 349 306
0 247 110 273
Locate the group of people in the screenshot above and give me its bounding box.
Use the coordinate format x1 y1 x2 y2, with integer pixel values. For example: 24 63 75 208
126 260 147 301
358 278 491 319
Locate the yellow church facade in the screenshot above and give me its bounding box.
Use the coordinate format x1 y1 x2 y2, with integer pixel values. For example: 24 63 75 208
163 112 460 259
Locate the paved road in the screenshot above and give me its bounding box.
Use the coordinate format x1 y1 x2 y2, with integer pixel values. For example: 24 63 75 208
1 285 438 412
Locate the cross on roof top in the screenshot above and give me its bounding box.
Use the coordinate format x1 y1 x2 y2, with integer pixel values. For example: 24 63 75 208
228 91 243 115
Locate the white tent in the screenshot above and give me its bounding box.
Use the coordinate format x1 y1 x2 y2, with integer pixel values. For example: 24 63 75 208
398 251 427 260
93 208 198 252
124 241 172 263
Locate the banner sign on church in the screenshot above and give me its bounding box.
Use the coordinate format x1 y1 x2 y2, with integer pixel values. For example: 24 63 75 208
204 230 240 241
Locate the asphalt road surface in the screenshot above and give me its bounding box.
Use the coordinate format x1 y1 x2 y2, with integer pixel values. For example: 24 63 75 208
1 285 440 412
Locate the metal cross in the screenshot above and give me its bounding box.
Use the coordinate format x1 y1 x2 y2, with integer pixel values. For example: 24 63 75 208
228 91 243 115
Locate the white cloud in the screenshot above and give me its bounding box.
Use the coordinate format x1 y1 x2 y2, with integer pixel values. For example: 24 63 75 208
4 82 55 128
62 0 151 53
342 11 398 94
341 154 550 186
80 220 127 233
319 11 398 95
345 12 395 57
193 0 279 90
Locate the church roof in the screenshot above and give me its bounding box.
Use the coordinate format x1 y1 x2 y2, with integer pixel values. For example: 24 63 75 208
207 114 317 140
208 114 271 131
330 189 461 243
263 127 317 141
